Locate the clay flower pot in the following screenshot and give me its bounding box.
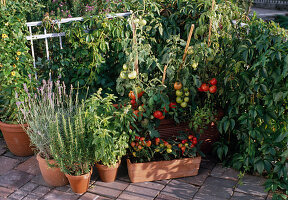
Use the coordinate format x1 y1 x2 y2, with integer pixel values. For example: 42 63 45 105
36 153 68 186
127 156 201 183
65 169 92 194
0 121 33 156
96 161 120 182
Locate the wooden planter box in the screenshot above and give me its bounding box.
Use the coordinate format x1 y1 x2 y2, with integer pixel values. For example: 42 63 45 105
156 119 220 154
127 156 201 183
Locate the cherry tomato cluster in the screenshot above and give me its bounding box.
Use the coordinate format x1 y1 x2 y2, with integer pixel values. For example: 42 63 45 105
154 138 173 153
129 89 145 119
131 136 152 155
198 78 217 94
174 81 190 108
120 64 138 80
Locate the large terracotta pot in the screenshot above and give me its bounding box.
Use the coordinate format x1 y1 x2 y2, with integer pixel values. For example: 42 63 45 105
65 169 92 194
36 153 68 186
127 156 201 183
96 161 120 182
0 121 33 156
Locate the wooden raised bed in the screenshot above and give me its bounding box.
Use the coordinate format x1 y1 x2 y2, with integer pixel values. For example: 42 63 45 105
127 156 201 183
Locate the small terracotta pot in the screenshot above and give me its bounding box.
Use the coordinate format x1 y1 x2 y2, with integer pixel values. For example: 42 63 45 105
96 161 120 182
36 153 68 186
0 121 33 156
65 169 92 194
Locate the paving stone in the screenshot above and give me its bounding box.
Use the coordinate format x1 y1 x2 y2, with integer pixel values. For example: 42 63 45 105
20 182 39 192
0 139 7 155
79 192 112 200
0 186 14 198
8 190 29 200
235 175 267 197
231 192 265 200
0 170 34 189
56 185 71 192
193 193 224 200
42 189 79 200
160 180 199 200
88 180 129 198
211 164 239 181
177 168 210 186
32 185 52 196
4 151 32 162
0 156 20 175
120 181 164 199
155 194 179 200
31 174 53 187
22 194 41 200
195 176 237 199
117 175 131 183
15 156 40 175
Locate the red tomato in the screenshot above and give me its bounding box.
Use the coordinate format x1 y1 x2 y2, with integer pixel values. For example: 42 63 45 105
138 145 142 150
140 137 145 141
135 136 140 140
158 115 165 120
131 99 136 105
181 146 186 152
200 83 209 92
133 110 139 117
192 140 197 145
169 102 177 109
153 111 163 119
193 137 197 141
155 138 160 143
131 142 136 147
178 144 182 148
181 139 187 144
137 91 145 98
188 135 193 140
174 81 183 90
146 140 152 147
198 87 203 92
164 141 169 146
209 85 217 93
209 78 217 85
129 91 136 100
190 144 195 148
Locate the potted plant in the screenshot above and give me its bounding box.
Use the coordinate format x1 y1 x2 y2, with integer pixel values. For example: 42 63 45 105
0 1 37 157
127 132 203 183
85 89 134 182
17 79 70 186
49 96 93 194
189 105 218 153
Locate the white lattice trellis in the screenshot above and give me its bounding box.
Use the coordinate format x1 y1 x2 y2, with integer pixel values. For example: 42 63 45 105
25 12 131 68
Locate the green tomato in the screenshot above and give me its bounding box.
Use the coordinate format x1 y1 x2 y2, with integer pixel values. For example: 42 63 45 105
184 97 189 102
180 102 187 108
176 90 183 97
128 71 137 79
176 97 183 104
185 91 190 96
123 64 128 71
139 19 147 26
138 106 144 112
192 62 198 70
134 18 139 24
184 88 189 92
120 71 127 79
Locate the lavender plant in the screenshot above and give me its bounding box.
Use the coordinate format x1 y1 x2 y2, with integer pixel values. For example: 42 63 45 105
17 79 74 159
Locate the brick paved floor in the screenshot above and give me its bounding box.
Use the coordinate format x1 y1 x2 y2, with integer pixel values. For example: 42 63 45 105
0 138 271 200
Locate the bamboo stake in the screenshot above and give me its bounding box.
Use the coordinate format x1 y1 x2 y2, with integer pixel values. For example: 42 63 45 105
208 0 215 47
162 65 168 85
178 24 195 72
131 16 139 75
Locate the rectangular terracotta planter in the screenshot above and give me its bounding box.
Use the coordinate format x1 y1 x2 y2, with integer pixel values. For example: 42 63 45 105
127 156 201 183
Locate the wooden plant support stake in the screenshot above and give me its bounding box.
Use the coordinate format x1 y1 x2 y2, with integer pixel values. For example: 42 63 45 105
162 65 168 85
208 0 215 47
178 24 195 72
131 16 139 75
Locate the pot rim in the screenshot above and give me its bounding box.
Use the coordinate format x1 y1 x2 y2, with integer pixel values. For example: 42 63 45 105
127 156 201 165
0 121 27 128
65 167 93 178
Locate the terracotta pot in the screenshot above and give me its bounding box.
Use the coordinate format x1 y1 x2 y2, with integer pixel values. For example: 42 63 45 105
65 169 92 194
96 161 120 182
127 156 201 183
36 153 68 186
0 121 33 156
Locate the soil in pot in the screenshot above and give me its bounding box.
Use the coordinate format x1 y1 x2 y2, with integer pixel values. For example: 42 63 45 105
96 161 120 182
36 153 68 187
65 169 92 194
0 121 33 156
